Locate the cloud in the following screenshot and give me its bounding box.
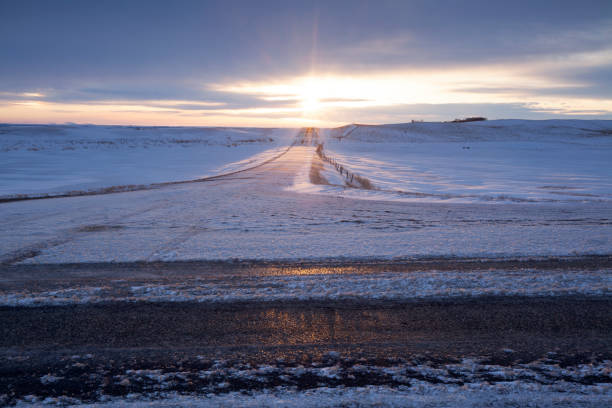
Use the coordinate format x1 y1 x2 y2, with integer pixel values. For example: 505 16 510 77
1 1 611 125
208 45 612 124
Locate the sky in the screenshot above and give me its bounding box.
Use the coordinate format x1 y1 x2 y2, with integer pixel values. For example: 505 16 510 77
1 0 611 127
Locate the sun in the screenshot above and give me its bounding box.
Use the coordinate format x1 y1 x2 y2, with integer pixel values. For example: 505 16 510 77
299 78 322 114
301 94 320 112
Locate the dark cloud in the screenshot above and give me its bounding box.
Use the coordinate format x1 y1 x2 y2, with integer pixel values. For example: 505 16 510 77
2 1 610 80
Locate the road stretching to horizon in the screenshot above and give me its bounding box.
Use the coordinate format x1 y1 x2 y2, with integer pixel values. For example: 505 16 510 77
0 128 611 404
2 128 611 264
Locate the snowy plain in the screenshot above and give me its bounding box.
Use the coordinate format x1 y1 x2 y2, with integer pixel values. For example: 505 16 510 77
296 120 612 203
0 124 297 199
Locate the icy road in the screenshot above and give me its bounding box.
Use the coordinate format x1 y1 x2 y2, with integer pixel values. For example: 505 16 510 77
1 126 612 264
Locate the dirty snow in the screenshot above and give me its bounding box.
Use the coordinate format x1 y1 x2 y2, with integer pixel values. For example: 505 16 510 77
1 268 609 306
13 357 612 407
14 385 611 407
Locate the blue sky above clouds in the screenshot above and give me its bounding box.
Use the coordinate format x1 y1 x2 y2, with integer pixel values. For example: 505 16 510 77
1 0 611 126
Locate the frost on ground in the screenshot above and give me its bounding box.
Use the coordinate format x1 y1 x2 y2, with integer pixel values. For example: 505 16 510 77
1 268 610 306
0 124 297 199
9 357 612 407
294 120 612 203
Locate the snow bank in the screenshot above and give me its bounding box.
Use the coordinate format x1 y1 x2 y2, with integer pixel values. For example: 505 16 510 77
13 357 612 407
10 355 612 406
21 384 610 408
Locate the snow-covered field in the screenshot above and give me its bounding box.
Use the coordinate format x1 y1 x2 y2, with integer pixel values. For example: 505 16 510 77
1 121 612 264
3 120 611 204
296 120 612 203
0 125 297 199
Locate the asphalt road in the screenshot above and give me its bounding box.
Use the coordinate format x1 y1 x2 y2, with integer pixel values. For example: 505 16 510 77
2 296 610 357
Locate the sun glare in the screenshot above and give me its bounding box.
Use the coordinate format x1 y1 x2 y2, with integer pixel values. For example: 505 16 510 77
299 78 323 114
301 93 320 113
210 62 612 125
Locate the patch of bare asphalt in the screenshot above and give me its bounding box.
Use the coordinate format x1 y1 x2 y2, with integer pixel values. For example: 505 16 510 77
2 255 612 286
1 296 610 355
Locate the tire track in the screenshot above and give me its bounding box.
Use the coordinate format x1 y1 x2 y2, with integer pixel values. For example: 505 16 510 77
1 200 174 265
